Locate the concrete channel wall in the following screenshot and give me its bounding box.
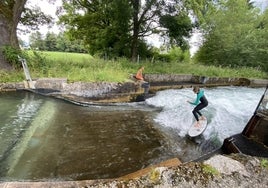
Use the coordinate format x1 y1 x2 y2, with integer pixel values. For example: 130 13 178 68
0 75 267 103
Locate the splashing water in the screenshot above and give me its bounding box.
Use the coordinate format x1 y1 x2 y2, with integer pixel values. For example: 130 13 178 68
0 87 265 181
146 86 265 142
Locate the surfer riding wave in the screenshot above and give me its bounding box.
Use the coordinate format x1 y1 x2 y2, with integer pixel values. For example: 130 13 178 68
187 86 208 127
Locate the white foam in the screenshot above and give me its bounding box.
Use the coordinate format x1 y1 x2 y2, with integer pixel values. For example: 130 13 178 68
146 86 265 141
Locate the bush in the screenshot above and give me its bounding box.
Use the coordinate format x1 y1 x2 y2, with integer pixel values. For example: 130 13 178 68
1 45 24 69
153 47 190 63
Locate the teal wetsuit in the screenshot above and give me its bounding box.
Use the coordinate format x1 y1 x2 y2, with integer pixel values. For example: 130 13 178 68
190 90 208 121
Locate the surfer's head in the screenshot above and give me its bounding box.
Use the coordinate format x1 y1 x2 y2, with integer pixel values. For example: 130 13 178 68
193 86 200 93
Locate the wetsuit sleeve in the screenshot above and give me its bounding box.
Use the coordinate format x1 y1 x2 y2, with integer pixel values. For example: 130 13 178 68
190 90 204 105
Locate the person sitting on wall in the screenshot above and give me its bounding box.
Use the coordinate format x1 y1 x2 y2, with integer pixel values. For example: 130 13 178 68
133 66 150 96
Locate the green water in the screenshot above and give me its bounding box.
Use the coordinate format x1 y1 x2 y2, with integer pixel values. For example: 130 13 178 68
0 91 191 181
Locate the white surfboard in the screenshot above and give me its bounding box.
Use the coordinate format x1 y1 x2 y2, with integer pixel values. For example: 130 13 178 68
188 118 208 137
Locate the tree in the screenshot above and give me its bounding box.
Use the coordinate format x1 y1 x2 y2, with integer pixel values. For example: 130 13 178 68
0 0 27 70
159 12 192 50
29 31 88 53
0 0 52 70
195 0 268 71
29 31 45 50
129 0 193 61
59 0 132 58
59 0 196 61
44 32 57 51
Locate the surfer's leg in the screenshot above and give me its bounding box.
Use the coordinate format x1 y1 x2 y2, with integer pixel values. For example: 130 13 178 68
193 104 205 127
192 108 199 121
193 104 203 120
197 111 205 121
193 108 202 128
195 103 207 118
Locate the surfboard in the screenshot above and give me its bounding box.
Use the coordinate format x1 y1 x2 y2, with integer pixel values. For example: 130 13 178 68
188 117 208 137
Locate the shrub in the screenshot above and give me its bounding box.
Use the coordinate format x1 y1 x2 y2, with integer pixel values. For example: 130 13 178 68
1 45 24 69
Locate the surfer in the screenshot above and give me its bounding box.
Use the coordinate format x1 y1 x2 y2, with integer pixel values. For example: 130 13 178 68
188 86 208 127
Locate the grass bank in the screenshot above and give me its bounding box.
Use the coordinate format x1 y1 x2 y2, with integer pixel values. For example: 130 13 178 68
1 51 267 83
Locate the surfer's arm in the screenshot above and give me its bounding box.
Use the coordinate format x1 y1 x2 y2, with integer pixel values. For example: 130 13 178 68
189 90 204 105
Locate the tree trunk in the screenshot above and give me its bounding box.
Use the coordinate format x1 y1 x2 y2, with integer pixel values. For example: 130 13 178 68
131 0 140 62
131 28 139 62
0 0 27 70
0 14 13 70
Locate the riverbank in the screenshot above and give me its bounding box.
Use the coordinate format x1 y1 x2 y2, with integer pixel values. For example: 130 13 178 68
1 153 268 187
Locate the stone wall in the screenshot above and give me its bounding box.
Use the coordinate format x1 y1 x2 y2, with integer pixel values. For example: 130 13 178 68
0 82 24 91
0 75 267 100
145 74 192 83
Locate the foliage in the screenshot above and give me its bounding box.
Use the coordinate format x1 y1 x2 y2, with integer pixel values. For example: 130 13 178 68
28 31 45 50
159 12 193 50
0 70 24 83
27 51 49 75
2 51 265 84
0 1 52 35
168 47 191 62
153 47 190 63
261 159 268 169
59 0 132 58
1 46 24 69
20 6 53 32
195 0 268 72
28 32 88 53
183 0 216 25
0 0 55 70
58 0 196 61
202 164 219 176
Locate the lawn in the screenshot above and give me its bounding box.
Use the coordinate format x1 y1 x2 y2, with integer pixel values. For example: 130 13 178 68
0 51 267 83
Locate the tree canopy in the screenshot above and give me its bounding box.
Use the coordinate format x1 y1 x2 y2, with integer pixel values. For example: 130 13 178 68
0 0 52 70
195 0 268 72
28 31 88 53
0 0 267 73
58 0 195 61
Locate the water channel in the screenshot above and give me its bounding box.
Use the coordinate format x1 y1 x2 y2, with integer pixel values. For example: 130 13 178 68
0 86 265 181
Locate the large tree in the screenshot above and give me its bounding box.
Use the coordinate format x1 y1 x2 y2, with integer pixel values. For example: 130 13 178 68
0 0 27 70
0 0 52 70
59 0 132 58
59 0 196 61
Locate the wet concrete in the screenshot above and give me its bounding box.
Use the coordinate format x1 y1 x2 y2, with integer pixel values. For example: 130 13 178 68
1 74 265 104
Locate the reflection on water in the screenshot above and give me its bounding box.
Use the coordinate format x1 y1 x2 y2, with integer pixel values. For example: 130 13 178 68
0 91 178 181
0 87 265 181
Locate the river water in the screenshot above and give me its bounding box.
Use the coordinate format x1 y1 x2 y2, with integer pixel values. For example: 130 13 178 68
0 86 265 181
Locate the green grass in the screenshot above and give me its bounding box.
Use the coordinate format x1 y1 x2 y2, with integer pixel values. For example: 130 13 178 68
202 164 220 176
1 51 267 83
43 51 93 63
261 159 268 169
